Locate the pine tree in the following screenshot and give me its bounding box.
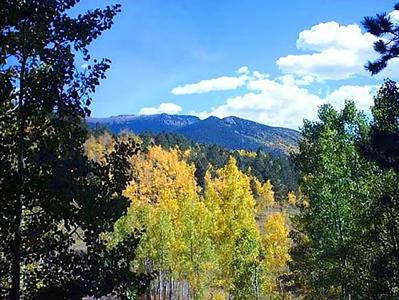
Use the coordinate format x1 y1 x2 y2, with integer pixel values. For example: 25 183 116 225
0 1 147 298
363 3 399 74
358 81 399 296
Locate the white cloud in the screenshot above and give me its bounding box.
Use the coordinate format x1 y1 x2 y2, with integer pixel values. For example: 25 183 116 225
237 66 250 75
171 20 388 128
326 84 378 112
192 71 324 129
171 76 245 95
190 68 378 129
170 66 252 95
277 74 315 86
139 102 182 115
389 10 399 24
297 22 374 51
277 21 377 81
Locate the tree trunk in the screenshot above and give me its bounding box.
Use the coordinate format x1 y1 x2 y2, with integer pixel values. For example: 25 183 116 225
159 271 163 300
254 265 260 300
169 269 173 300
10 53 27 300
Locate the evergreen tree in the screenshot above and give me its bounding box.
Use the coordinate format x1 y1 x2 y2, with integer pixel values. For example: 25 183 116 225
358 81 399 297
0 1 147 298
363 3 399 74
359 80 399 173
362 3 399 294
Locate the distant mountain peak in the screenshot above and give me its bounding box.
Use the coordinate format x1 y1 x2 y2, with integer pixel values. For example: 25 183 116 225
203 115 220 121
87 114 299 155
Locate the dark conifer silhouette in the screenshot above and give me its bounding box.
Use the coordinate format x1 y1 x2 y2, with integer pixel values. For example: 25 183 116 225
0 1 149 299
363 3 399 74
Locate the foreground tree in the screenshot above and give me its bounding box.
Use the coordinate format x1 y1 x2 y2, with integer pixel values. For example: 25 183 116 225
363 3 399 74
0 1 147 299
360 80 399 173
292 99 399 298
361 4 399 295
291 102 376 298
358 81 399 296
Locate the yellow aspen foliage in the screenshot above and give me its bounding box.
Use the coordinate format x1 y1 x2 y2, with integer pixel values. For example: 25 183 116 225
84 131 115 163
254 178 276 211
302 197 310 208
120 146 216 298
211 290 228 300
125 146 198 204
204 157 259 293
236 149 257 158
176 199 215 297
263 212 291 269
287 191 297 207
84 131 141 165
210 157 257 229
113 148 291 299
262 212 291 293
297 189 310 208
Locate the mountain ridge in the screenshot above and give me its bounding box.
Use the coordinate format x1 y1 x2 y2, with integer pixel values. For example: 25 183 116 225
87 114 300 155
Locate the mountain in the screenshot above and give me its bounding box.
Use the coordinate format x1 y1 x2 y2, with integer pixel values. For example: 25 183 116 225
88 114 199 133
87 114 300 155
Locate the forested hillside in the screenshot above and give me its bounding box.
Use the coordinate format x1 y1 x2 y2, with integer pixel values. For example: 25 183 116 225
88 114 300 155
90 130 299 201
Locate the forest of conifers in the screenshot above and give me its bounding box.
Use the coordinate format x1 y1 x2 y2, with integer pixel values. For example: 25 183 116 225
0 1 399 299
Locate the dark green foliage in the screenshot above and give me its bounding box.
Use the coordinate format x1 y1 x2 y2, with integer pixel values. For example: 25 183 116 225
139 132 299 200
91 122 113 138
292 100 399 299
235 149 298 201
357 80 399 297
363 3 399 74
359 80 399 172
0 1 148 299
359 4 399 296
291 102 372 299
292 5 399 294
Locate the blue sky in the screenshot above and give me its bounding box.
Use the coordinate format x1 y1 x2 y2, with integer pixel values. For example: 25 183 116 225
76 0 398 129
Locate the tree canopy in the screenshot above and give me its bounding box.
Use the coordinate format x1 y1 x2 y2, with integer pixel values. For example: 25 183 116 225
0 1 148 299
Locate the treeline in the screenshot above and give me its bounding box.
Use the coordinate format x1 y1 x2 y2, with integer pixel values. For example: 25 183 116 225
85 133 296 299
91 129 299 201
